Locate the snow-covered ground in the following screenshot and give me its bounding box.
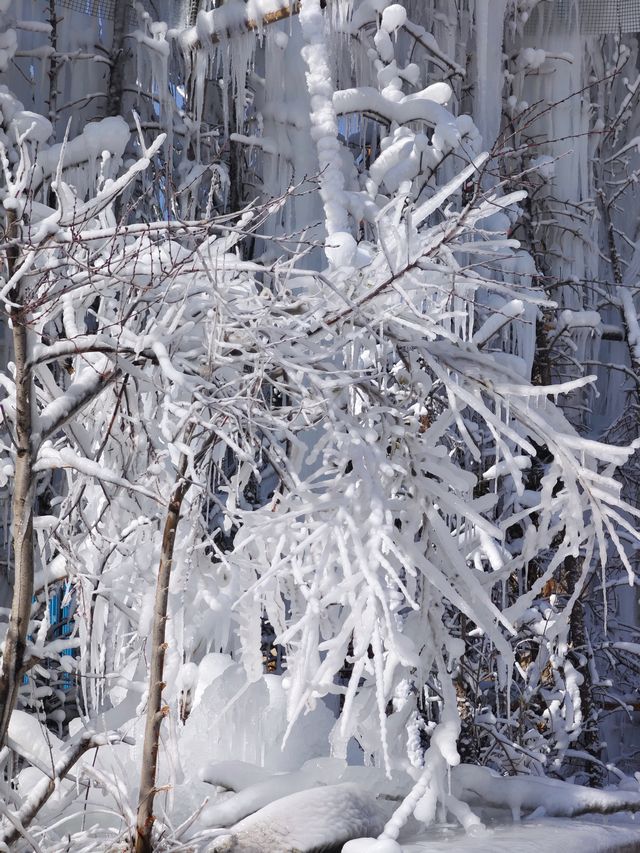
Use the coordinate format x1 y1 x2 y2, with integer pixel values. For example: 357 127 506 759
402 816 640 853
194 755 640 853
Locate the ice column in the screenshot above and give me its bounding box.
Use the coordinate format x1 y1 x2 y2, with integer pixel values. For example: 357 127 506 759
474 0 508 152
299 0 355 266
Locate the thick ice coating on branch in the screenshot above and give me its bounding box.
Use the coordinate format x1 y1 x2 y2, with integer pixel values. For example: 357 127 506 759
452 764 640 821
299 0 354 265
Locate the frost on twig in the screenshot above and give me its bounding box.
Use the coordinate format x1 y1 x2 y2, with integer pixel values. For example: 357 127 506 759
0 727 131 847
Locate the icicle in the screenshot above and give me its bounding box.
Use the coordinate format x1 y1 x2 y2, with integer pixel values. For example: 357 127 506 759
474 0 508 151
231 31 256 131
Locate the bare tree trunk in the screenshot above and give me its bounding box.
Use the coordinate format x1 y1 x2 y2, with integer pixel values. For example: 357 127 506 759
135 457 190 853
46 0 58 141
106 0 130 118
564 555 603 785
597 175 640 381
0 211 35 746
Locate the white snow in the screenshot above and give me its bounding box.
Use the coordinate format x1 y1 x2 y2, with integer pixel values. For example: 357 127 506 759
207 783 385 852
334 86 457 133
201 768 326 827
451 764 640 821
299 0 353 259
381 5 407 34
401 816 640 853
474 0 507 150
34 116 130 187
8 710 63 771
2 4 640 853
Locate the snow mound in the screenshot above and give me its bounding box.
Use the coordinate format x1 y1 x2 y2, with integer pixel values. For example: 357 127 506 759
201 768 321 827
453 764 640 821
207 783 385 852
202 759 273 792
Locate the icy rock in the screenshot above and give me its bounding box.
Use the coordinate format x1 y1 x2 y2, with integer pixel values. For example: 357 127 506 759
206 783 385 852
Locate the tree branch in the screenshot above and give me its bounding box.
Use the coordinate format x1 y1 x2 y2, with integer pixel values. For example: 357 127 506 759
186 0 327 50
0 731 131 847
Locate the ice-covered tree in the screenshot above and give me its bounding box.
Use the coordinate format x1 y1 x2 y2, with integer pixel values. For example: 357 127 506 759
1 1 640 851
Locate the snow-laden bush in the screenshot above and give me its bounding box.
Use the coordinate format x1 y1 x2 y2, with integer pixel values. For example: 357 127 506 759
1 1 640 850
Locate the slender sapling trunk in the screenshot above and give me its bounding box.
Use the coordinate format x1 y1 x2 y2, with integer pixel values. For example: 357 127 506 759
0 210 35 746
135 454 190 853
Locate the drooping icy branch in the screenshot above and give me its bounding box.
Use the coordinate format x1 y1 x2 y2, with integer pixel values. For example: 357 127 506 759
182 0 328 50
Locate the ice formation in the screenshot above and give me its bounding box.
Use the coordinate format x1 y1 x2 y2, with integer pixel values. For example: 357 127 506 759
207 783 385 852
1 0 640 851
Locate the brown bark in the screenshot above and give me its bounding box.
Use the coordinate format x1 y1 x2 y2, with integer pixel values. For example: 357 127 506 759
134 457 190 853
190 0 327 49
46 0 58 140
0 210 35 747
106 0 130 118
